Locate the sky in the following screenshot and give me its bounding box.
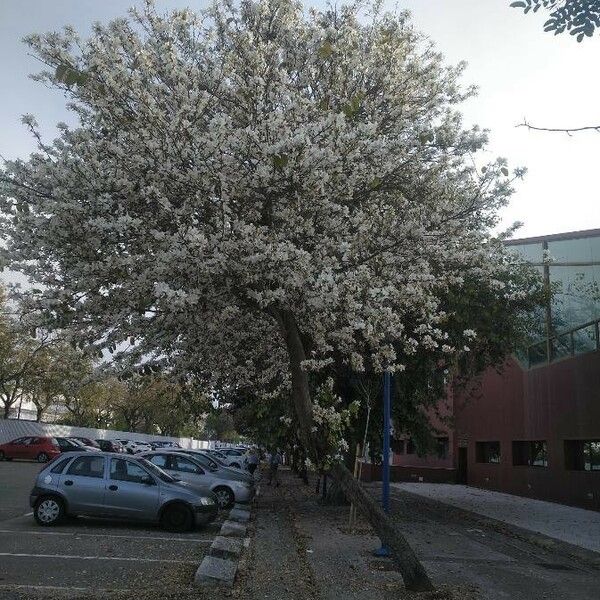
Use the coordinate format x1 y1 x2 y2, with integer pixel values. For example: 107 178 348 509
0 0 599 243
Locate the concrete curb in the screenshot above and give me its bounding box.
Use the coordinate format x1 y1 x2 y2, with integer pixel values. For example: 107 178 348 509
194 485 259 587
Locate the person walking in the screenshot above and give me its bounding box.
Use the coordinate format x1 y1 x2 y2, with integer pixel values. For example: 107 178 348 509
267 448 282 486
247 447 260 475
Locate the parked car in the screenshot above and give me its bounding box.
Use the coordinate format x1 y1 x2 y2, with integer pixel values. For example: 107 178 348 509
115 440 153 454
55 437 99 453
0 436 61 463
149 441 182 450
67 438 101 452
180 449 254 482
95 439 124 453
29 451 218 531
206 448 246 469
70 437 101 449
140 450 254 509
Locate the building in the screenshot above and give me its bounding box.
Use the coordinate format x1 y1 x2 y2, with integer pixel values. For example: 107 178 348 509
364 228 600 510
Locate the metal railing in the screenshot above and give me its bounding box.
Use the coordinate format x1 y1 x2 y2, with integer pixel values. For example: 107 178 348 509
524 317 600 369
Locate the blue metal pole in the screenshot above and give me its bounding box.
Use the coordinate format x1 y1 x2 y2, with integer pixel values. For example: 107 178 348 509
375 370 391 557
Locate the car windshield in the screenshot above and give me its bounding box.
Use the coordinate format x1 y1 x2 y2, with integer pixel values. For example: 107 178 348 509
138 457 177 482
68 438 86 447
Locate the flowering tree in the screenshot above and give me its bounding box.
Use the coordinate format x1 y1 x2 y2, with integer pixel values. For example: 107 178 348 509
0 0 534 590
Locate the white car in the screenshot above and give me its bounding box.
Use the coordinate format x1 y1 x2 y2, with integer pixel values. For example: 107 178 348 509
210 448 248 469
116 439 153 454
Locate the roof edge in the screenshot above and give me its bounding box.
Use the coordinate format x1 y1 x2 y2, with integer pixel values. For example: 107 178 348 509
505 227 600 246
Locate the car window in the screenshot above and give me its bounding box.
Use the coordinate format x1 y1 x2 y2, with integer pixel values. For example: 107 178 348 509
194 453 218 470
110 459 151 484
50 456 72 474
148 454 169 469
20 437 33 445
66 456 105 478
172 455 203 474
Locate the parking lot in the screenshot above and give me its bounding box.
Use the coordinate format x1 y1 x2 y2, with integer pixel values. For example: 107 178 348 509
0 461 225 598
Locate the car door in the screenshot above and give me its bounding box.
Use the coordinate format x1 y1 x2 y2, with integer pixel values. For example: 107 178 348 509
60 455 107 515
4 437 26 459
104 458 159 520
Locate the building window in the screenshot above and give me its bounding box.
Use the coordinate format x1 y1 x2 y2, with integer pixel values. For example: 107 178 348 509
436 437 449 459
476 441 501 464
565 440 600 471
512 441 548 467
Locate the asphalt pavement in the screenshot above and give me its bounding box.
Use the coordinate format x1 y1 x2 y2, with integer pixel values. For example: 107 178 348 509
0 460 222 598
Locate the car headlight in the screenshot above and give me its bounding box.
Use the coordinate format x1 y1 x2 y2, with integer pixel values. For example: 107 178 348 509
199 497 215 506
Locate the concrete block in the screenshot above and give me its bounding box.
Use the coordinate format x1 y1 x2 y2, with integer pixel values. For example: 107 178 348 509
194 556 237 586
229 508 251 523
211 535 243 558
220 519 247 537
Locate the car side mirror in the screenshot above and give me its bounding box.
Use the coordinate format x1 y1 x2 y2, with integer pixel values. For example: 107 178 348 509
141 475 155 485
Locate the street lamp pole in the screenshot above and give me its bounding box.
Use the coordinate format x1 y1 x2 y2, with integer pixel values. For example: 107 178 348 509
375 370 391 557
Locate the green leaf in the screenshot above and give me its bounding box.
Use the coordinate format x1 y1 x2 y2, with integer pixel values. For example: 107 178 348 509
318 41 333 58
55 65 69 82
369 177 382 189
273 154 289 170
318 98 329 111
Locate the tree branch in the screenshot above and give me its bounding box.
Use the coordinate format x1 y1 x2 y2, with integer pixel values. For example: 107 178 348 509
517 120 600 135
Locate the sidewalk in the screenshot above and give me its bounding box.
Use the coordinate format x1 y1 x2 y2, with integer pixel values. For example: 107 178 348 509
239 468 476 600
238 469 600 600
391 483 600 554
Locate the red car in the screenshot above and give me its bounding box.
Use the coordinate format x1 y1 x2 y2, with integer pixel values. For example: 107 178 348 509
0 436 61 463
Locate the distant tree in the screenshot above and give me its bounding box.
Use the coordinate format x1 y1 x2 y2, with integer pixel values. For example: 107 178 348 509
0 287 56 419
203 409 238 442
511 0 600 42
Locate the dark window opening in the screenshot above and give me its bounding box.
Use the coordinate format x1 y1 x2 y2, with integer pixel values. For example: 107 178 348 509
406 439 416 454
565 440 600 471
476 441 501 464
436 437 449 459
513 441 548 467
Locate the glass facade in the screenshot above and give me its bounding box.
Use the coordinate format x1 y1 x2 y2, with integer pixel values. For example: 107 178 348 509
506 230 600 367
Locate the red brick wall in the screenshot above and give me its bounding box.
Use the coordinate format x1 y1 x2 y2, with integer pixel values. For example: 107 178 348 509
454 351 600 510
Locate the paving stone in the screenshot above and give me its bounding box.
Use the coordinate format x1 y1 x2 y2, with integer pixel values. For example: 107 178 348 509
229 508 251 523
211 535 243 557
221 519 247 537
194 556 237 586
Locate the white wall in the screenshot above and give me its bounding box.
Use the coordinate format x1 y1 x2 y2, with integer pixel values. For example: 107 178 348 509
0 418 212 450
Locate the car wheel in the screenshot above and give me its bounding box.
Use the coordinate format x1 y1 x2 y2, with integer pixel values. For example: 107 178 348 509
37 452 49 463
160 503 193 533
0 450 5 461
214 486 235 509
34 496 64 526
231 462 241 469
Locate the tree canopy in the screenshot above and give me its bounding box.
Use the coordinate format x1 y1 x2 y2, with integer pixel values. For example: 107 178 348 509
0 0 540 590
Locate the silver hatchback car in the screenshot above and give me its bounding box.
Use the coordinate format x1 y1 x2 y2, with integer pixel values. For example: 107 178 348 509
29 452 218 532
140 450 255 509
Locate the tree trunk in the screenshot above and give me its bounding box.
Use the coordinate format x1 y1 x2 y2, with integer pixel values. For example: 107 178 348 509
35 407 43 422
272 307 434 593
3 402 10 419
331 461 433 591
